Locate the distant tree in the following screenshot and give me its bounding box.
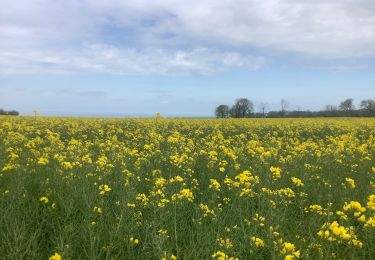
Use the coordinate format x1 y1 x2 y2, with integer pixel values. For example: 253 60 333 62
281 98 289 114
215 104 230 118
267 111 284 118
229 107 236 118
214 97 375 118
230 98 253 118
360 99 375 116
339 98 354 112
0 108 19 116
278 99 289 117
7 110 19 116
322 104 339 117
325 104 338 112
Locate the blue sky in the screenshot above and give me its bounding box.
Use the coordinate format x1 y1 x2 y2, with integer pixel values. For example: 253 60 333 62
0 0 374 116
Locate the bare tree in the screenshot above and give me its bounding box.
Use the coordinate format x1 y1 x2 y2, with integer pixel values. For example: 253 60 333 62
230 98 254 118
215 104 230 118
360 99 375 110
360 99 375 116
325 104 338 111
281 99 289 112
339 98 354 111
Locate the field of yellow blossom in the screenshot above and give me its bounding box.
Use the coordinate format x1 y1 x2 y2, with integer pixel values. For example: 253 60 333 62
0 117 374 259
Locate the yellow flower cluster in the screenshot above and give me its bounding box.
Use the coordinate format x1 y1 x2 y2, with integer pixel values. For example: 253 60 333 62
211 250 238 260
270 166 282 179
171 188 194 202
99 184 112 195
304 204 327 216
343 201 366 222
291 177 304 187
1 117 374 259
209 179 221 191
49 252 62 260
250 236 265 248
367 194 375 211
345 178 355 189
318 221 362 247
278 241 300 259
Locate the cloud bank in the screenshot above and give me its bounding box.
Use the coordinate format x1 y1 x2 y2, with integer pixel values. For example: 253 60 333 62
1 0 374 75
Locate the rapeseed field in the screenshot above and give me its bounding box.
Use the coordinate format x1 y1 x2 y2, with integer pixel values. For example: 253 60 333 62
0 117 374 259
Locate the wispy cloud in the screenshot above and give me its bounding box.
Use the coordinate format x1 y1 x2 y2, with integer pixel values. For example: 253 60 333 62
0 44 267 75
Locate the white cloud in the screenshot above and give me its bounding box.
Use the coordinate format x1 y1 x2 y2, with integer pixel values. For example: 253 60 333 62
0 44 266 75
0 0 374 75
84 0 375 57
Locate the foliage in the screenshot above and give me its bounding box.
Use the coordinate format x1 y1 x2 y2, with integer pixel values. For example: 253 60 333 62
215 105 230 118
0 109 19 116
216 98 375 118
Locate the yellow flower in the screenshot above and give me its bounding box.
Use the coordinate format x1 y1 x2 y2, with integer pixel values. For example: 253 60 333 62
93 206 102 214
305 204 325 215
39 196 49 203
209 179 221 191
62 161 73 170
250 236 265 248
291 177 304 187
211 250 237 260
270 166 282 179
357 215 366 222
343 201 366 220
130 237 139 245
96 155 108 168
99 184 112 195
199 203 216 218
136 193 149 205
367 194 375 211
318 220 361 246
280 242 300 258
49 252 61 260
345 178 355 189
155 177 166 187
173 188 194 202
280 242 295 254
365 217 375 227
37 157 49 165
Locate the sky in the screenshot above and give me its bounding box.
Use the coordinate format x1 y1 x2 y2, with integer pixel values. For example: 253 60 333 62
0 0 374 116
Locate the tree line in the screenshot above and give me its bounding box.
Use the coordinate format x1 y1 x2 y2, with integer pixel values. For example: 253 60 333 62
215 98 375 118
0 108 19 116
